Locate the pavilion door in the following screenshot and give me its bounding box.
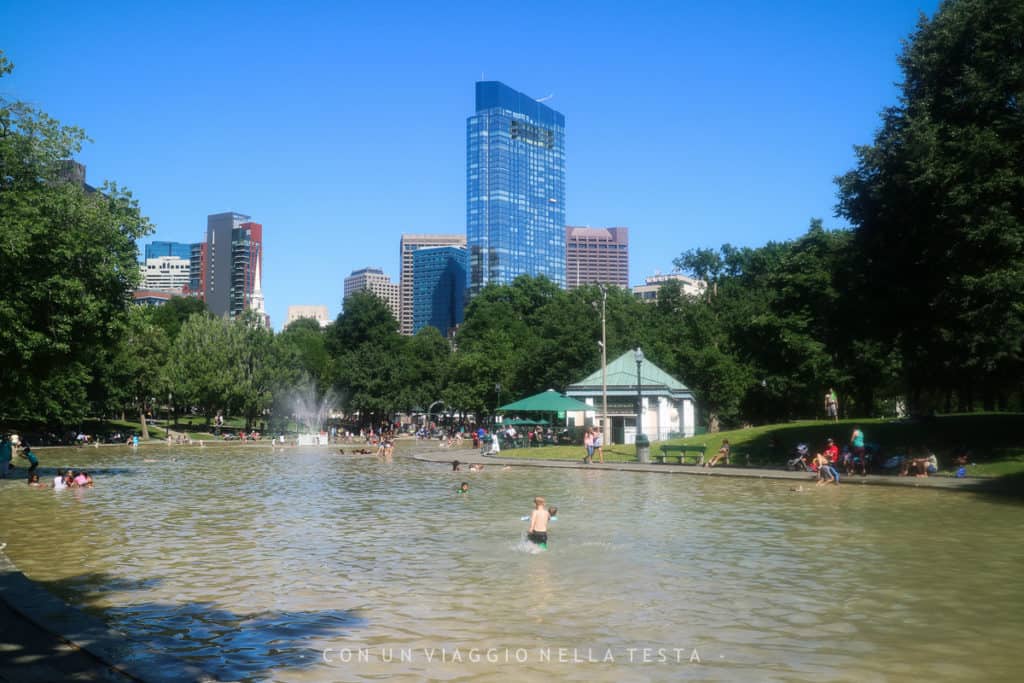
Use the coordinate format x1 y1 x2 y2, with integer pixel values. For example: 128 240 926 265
612 418 625 445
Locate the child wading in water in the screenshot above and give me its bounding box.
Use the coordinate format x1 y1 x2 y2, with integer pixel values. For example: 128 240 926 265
527 496 550 549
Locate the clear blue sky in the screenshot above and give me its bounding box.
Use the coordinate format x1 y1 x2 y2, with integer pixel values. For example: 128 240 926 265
2 0 938 329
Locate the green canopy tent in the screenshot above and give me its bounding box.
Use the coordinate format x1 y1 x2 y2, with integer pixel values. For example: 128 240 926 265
498 389 594 422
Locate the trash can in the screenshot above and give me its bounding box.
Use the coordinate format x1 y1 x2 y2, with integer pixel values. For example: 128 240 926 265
636 434 650 464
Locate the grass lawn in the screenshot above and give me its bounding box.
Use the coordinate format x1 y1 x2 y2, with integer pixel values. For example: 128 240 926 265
500 413 1024 478
496 443 639 463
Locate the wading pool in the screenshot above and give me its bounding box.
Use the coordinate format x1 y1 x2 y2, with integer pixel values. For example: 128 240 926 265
1 445 1021 681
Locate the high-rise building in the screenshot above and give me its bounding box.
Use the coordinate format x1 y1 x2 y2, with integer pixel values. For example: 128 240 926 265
343 267 400 321
412 246 467 337
565 226 629 290
286 305 330 328
633 272 706 303
145 241 193 261
189 242 207 300
230 221 264 320
139 255 191 292
399 234 466 335
467 81 566 296
204 212 264 321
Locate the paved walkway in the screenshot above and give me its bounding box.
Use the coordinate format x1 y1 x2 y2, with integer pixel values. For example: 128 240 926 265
413 447 988 492
0 597 132 683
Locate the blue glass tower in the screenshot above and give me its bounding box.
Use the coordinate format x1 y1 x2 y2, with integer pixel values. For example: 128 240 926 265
467 81 566 296
145 241 192 261
413 246 467 336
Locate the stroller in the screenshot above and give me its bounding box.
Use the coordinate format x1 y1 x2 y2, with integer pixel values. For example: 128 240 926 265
787 443 811 471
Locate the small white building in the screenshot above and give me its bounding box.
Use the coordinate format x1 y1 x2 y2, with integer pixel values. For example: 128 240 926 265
566 351 697 443
633 271 705 303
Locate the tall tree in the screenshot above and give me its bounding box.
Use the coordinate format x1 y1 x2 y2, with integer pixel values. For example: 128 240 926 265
836 0 1024 411
0 52 153 423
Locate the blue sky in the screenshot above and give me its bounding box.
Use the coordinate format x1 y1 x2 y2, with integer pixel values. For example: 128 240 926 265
2 0 938 329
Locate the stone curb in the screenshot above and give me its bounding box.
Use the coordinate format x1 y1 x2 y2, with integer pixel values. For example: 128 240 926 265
412 449 986 492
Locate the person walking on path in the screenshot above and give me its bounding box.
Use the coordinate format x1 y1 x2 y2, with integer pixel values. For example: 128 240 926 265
593 428 604 464
582 428 594 464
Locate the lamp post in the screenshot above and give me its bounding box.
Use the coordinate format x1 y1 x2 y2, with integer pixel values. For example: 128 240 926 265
634 347 650 462
599 284 609 447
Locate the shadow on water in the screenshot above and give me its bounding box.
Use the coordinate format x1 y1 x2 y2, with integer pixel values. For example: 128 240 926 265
27 572 366 682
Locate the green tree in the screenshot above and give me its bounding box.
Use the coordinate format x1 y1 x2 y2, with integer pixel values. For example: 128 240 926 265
277 317 331 389
0 52 153 423
395 326 451 415
836 0 1024 411
111 307 168 438
164 313 235 424
326 291 403 424
227 310 277 430
149 296 208 343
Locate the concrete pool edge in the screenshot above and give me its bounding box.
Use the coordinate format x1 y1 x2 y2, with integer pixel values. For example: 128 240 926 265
0 551 213 683
412 448 991 492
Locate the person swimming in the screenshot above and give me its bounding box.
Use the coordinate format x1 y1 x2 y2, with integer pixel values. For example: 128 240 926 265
458 482 469 494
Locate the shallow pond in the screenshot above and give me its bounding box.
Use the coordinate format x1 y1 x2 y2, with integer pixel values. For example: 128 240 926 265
1 444 1021 681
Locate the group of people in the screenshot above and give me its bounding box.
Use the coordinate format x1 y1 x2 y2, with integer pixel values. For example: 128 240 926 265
582 427 604 464
790 425 943 484
29 469 94 489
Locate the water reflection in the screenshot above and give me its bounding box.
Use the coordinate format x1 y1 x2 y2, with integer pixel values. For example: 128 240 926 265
0 445 1022 681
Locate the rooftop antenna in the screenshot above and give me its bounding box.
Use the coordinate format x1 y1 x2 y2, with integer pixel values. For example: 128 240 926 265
536 93 554 102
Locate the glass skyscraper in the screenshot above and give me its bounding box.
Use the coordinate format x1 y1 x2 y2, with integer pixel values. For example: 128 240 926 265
467 81 566 296
413 246 467 337
145 240 192 261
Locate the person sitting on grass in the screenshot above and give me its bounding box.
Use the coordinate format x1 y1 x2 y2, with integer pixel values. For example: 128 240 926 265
705 439 730 467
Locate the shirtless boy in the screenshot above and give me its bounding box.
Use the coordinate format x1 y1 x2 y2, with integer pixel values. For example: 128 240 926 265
528 496 550 548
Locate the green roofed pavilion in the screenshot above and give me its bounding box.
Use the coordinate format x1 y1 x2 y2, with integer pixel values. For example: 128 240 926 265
566 351 697 444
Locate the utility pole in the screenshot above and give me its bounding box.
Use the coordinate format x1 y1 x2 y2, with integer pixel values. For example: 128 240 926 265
599 285 610 446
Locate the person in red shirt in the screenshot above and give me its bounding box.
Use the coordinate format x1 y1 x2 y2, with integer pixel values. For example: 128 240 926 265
824 438 840 464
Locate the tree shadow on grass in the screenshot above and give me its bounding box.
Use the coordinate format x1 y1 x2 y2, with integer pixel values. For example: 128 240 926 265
24 572 366 682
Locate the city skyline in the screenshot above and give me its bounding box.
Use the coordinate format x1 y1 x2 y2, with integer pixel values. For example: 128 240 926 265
3 0 942 329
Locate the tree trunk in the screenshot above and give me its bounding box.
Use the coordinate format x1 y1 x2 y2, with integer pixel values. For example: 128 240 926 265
139 405 149 440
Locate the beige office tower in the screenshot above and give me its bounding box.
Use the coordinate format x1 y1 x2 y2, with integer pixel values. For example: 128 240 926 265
399 233 466 335
343 267 401 322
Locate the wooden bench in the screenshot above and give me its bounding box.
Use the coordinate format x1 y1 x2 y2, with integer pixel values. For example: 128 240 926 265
655 444 707 465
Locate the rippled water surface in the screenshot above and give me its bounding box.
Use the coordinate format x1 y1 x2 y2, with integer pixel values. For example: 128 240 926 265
2 444 1022 681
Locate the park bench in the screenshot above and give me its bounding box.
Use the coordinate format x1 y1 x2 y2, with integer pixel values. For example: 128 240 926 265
655 444 707 465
